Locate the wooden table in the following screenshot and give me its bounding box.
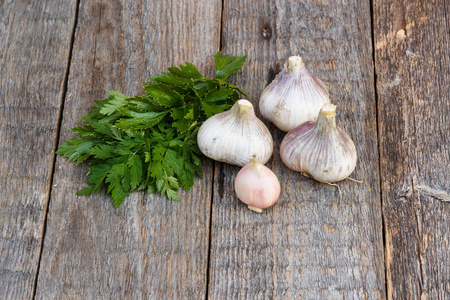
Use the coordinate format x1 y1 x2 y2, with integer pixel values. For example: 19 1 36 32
1 0 448 299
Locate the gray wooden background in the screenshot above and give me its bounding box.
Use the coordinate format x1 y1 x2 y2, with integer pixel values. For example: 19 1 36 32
0 0 448 299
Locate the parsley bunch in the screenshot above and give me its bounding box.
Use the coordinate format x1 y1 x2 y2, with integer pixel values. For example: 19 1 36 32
57 52 247 207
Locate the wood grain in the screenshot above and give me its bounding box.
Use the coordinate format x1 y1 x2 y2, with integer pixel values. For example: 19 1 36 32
374 0 450 298
0 1 77 298
34 0 221 298
208 0 385 298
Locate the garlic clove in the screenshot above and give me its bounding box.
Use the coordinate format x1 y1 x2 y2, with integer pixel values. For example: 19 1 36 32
234 158 281 213
197 99 273 167
280 103 357 183
259 56 330 132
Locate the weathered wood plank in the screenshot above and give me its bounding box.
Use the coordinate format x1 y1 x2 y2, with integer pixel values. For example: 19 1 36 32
0 1 77 298
374 0 450 298
35 0 221 298
208 0 385 298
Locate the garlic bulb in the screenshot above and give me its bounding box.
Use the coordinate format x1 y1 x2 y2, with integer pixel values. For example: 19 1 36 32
197 100 273 166
280 103 357 183
234 158 281 213
259 56 330 132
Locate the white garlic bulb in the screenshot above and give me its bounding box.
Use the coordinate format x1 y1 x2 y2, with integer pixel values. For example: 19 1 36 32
280 103 357 182
234 158 281 213
259 56 330 132
197 99 273 167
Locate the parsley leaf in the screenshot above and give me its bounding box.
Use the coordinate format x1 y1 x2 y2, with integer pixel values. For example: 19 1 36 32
57 52 247 207
99 91 128 115
214 52 248 80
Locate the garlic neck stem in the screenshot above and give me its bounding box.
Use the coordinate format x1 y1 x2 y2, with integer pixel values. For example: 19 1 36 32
316 103 337 131
286 56 305 73
232 99 256 119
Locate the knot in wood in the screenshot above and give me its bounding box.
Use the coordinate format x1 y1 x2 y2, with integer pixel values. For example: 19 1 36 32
261 27 272 39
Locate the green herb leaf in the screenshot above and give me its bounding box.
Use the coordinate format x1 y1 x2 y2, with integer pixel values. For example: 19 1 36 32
114 111 168 130
56 137 99 163
203 88 236 103
85 164 111 192
214 51 248 80
99 91 128 115
144 85 184 107
128 155 143 190
106 164 130 207
171 103 194 133
167 62 203 79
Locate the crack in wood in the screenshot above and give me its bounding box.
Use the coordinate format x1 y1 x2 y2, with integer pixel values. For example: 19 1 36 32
415 185 450 203
396 177 450 203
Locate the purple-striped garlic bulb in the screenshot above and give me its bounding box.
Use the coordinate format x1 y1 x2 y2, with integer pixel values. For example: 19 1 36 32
259 56 330 132
280 103 357 183
197 100 273 167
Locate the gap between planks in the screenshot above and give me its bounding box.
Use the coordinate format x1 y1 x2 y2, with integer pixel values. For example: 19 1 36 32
205 0 226 297
369 0 389 298
31 0 82 299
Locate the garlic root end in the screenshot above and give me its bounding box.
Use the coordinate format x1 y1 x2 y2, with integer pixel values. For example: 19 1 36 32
347 177 363 183
323 181 342 197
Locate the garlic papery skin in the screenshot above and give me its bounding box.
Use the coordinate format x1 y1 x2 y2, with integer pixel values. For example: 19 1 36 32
197 100 273 167
234 158 281 213
259 56 330 132
280 103 357 183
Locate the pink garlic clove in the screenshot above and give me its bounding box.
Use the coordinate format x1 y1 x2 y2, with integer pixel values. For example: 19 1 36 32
234 158 281 213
